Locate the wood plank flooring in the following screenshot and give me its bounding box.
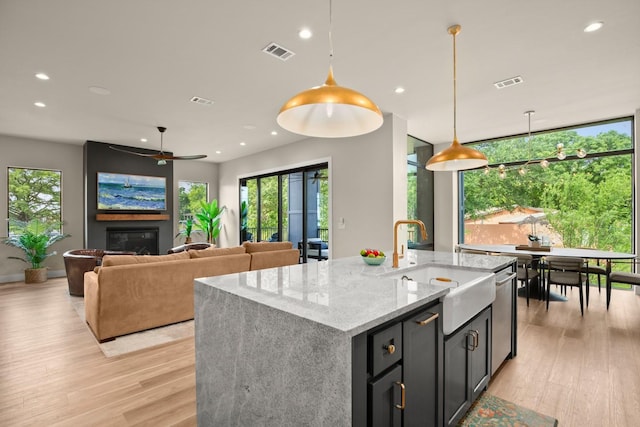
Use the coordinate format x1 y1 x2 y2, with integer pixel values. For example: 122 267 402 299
1 277 639 426
488 284 640 426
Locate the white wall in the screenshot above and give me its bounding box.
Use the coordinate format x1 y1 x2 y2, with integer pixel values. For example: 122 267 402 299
432 142 459 252
217 113 408 258
0 135 84 282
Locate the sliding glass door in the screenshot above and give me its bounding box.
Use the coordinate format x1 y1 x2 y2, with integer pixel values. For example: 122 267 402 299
240 163 328 263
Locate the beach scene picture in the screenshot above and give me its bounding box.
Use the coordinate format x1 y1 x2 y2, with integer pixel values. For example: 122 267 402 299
97 172 166 210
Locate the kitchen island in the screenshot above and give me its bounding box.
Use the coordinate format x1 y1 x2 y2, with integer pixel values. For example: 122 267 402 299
194 250 514 426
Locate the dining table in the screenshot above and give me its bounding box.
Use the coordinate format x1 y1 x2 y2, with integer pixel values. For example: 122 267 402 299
457 244 636 309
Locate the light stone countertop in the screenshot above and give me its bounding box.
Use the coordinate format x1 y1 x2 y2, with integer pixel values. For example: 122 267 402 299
195 249 514 337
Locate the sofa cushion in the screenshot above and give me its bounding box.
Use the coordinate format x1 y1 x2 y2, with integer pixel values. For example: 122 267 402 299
189 246 246 258
249 249 300 270
242 241 293 253
101 251 190 267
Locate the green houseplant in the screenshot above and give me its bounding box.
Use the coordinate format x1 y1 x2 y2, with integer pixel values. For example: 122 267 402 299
2 219 70 283
175 217 196 244
194 199 226 244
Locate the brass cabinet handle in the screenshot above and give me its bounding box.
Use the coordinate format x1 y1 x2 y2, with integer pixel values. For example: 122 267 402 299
394 381 406 410
416 312 439 326
384 344 396 354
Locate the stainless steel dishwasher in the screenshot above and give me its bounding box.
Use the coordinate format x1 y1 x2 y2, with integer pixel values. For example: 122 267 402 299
491 267 517 375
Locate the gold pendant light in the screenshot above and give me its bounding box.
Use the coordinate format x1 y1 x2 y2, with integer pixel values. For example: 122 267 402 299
426 25 488 171
276 0 383 138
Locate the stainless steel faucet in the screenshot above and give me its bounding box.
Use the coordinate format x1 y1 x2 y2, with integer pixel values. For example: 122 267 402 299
393 219 428 268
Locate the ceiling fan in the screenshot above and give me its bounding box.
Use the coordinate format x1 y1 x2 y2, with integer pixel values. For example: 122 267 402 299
109 126 207 165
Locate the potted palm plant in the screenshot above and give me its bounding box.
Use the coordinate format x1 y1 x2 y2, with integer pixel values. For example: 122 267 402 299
194 199 226 244
175 217 196 244
2 219 70 283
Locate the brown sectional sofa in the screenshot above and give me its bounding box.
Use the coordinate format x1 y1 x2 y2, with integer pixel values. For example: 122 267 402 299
84 242 299 342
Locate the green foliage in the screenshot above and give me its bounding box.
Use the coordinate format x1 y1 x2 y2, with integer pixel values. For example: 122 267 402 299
175 218 196 239
463 126 632 254
194 199 226 243
2 219 70 269
177 182 207 220
8 168 62 234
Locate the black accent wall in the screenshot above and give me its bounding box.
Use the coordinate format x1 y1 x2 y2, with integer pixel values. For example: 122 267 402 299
84 141 174 254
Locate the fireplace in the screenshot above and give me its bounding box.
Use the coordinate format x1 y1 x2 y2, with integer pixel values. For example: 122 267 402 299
106 227 159 255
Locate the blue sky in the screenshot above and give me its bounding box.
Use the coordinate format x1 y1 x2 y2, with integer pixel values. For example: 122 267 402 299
574 121 632 137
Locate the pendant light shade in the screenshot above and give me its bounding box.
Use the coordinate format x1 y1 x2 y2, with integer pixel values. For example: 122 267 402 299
426 25 488 171
276 0 383 138
277 67 383 138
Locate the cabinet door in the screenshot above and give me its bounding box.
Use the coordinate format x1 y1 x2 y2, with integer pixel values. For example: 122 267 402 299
369 364 403 427
470 307 491 401
443 326 471 426
403 308 442 427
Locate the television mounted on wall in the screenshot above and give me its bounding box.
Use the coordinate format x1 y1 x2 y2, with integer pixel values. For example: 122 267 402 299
97 172 166 211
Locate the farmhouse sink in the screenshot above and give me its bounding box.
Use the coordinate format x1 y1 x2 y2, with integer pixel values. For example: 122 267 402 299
382 265 496 335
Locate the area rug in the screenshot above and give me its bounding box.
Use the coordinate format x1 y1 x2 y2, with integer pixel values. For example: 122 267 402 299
458 393 558 427
69 296 194 358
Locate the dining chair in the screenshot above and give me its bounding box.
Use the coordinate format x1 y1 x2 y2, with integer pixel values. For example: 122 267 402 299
577 248 607 293
607 259 640 309
498 253 539 306
545 256 588 316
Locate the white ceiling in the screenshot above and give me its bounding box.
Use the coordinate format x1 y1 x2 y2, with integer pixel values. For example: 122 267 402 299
1 0 639 163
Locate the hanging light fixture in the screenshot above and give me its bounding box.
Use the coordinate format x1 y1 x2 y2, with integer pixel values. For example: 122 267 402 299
426 25 488 172
276 0 383 138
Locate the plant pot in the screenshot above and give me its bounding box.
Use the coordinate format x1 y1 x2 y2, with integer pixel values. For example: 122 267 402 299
529 241 541 248
185 237 193 244
25 267 47 284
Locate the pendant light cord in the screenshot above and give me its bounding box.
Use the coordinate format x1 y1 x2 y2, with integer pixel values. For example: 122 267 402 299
328 0 334 65
452 28 457 142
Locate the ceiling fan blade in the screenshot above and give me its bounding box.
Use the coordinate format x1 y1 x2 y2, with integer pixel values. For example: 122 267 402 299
171 154 208 160
108 145 158 157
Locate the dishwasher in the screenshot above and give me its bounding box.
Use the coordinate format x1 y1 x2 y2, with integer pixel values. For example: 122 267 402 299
491 266 517 375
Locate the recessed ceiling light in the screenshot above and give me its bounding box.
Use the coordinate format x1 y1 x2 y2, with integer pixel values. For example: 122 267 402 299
140 138 147 143
584 21 604 32
34 101 46 108
89 86 111 95
394 87 405 94
215 150 222 154
299 28 312 39
271 131 278 136
240 142 246 146
35 73 49 80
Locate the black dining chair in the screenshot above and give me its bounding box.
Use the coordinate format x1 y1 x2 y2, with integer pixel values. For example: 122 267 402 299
545 256 588 316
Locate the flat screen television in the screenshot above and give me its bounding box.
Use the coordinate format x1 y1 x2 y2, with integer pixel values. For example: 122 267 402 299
97 172 167 211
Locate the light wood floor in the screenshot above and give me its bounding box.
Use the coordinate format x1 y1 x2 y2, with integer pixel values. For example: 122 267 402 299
1 278 639 426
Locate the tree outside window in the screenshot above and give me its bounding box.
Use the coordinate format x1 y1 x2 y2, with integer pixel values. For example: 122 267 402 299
8 167 62 235
178 181 208 231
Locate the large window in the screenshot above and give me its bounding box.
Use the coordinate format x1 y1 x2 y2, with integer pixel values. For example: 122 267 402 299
461 117 634 255
407 136 434 250
8 167 62 234
177 180 208 233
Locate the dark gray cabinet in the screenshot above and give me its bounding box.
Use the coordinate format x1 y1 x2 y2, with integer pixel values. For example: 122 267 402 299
354 302 443 427
443 306 492 427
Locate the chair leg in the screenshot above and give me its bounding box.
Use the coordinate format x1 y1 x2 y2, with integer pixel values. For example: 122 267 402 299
578 285 584 316
586 274 590 307
546 277 550 311
598 273 602 293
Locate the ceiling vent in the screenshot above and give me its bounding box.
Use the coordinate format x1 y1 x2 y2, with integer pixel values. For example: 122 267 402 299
190 96 214 106
493 76 524 89
262 42 295 61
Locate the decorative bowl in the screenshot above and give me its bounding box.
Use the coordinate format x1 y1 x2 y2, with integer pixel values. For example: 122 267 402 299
362 256 386 266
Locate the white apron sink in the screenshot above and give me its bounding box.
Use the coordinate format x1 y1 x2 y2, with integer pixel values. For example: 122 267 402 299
382 266 496 335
